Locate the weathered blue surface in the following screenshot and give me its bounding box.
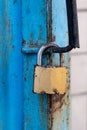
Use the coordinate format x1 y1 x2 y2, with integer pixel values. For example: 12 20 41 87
0 0 70 130
0 0 23 130
22 0 47 45
52 0 70 130
52 0 68 47
22 0 48 130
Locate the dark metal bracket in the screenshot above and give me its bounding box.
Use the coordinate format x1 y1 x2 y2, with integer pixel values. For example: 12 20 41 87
53 0 80 53
66 0 79 48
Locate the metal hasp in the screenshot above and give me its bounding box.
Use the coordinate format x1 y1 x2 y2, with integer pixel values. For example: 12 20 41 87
53 0 80 53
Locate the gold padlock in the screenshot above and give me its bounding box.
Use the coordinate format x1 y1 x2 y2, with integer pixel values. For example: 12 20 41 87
34 43 68 94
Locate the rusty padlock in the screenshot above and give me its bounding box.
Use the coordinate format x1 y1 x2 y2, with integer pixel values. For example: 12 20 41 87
34 43 68 94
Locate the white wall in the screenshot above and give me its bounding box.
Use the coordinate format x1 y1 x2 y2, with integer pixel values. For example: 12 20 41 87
71 0 87 130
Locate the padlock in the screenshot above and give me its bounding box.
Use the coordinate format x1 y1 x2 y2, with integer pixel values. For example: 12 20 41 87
34 43 68 94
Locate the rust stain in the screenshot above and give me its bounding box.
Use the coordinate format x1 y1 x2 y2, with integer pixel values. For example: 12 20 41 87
51 94 65 113
60 53 65 66
52 35 56 42
48 93 66 129
50 91 69 129
48 95 52 130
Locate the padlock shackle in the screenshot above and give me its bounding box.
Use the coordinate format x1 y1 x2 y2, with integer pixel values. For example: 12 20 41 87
37 43 60 66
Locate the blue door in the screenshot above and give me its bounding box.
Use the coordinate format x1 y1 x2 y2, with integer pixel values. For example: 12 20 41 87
0 0 79 130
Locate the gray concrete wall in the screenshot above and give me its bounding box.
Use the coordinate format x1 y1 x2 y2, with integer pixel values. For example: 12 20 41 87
71 0 87 130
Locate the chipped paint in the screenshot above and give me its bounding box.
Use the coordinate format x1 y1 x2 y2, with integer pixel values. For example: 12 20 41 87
51 93 70 130
49 0 70 129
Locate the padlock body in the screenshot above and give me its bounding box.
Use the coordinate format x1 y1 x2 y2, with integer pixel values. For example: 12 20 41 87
34 66 68 94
